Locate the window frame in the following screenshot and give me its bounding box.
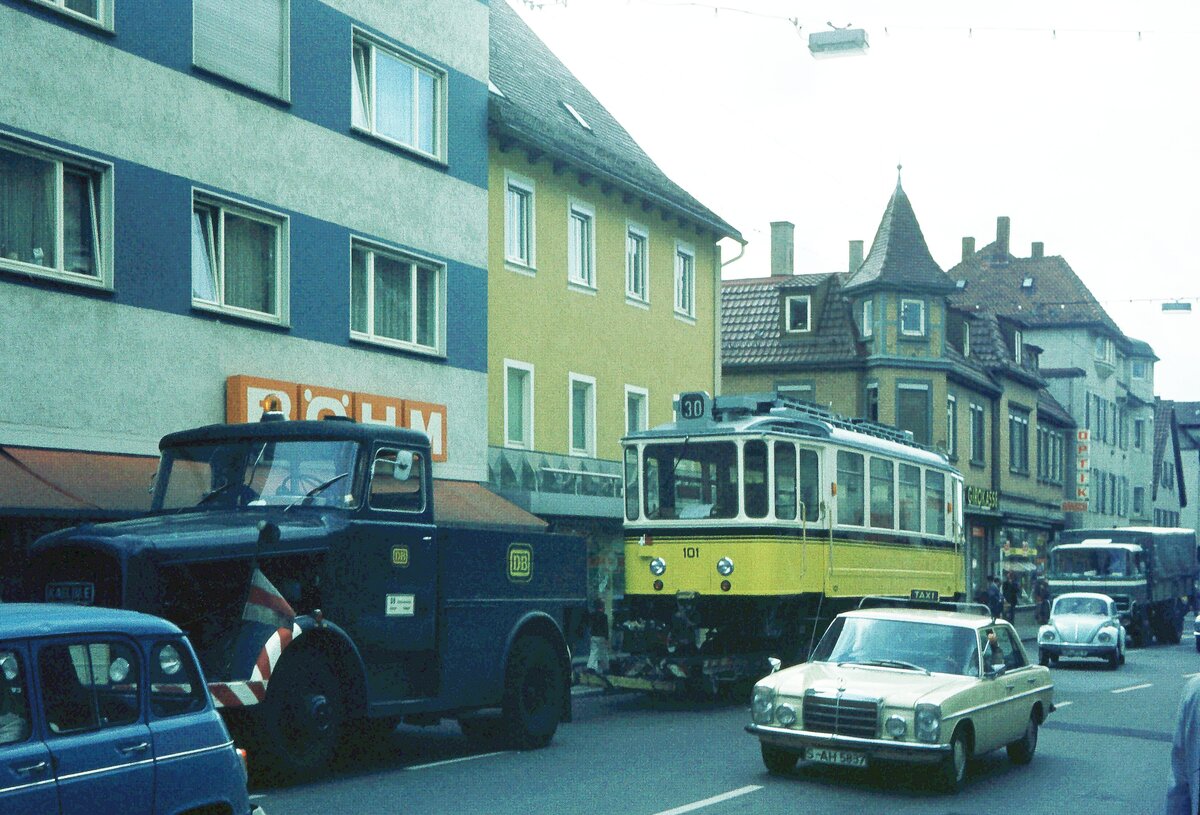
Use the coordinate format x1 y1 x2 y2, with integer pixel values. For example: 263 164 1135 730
1008 405 1031 474
899 298 926 337
624 384 649 437
350 28 447 162
567 198 596 291
963 321 971 357
896 381 932 446
193 0 291 102
625 221 649 305
969 402 986 465
503 172 536 272
860 298 873 338
25 0 111 28
349 237 445 355
784 294 812 334
674 240 696 320
0 132 113 290
503 359 535 450
946 394 958 460
192 190 289 326
367 446 426 514
568 372 597 457
1013 329 1023 364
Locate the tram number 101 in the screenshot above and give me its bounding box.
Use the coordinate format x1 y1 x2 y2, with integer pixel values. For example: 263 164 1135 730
683 546 700 559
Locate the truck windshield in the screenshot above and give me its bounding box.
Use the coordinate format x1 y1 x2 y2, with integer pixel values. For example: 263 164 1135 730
1050 548 1141 579
642 441 738 520
154 439 361 511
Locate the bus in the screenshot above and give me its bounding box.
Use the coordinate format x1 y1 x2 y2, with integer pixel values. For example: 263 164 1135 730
604 391 966 694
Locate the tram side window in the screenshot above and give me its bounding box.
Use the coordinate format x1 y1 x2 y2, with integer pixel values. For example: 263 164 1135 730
799 448 820 522
744 441 768 519
870 457 894 528
837 451 865 526
899 463 921 532
774 442 797 520
926 470 946 535
625 447 640 521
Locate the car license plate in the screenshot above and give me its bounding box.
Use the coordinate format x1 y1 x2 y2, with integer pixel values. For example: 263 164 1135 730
804 747 867 768
45 582 95 605
1064 648 1085 657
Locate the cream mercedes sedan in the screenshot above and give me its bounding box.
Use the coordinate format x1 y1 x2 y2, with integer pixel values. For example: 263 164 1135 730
746 600 1055 792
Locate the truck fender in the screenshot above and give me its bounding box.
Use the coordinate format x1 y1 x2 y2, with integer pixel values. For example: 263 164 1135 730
273 615 371 719
501 611 573 723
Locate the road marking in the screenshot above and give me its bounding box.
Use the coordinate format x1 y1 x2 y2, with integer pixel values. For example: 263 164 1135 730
1111 683 1153 694
1184 672 1200 679
404 751 509 771
652 785 763 815
1055 700 1073 708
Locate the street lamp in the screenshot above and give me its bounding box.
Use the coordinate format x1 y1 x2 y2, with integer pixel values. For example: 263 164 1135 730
809 24 870 58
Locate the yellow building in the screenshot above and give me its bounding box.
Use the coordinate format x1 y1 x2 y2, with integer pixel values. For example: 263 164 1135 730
486 2 741 604
722 179 1071 600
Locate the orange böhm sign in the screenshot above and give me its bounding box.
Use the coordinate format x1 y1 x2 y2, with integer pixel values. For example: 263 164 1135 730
226 375 448 462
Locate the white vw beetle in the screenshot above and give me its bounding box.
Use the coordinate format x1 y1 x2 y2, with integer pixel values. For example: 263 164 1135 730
1037 592 1125 669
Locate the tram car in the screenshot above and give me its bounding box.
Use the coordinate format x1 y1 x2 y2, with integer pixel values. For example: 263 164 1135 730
606 391 966 694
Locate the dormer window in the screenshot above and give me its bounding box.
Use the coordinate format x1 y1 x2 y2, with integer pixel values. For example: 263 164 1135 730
1094 335 1114 364
899 299 925 337
1014 329 1023 364
785 295 811 333
963 322 971 358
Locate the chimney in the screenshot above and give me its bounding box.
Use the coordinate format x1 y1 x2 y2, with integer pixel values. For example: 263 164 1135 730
961 237 975 263
996 216 1011 259
1031 241 1044 259
848 240 864 273
770 221 795 276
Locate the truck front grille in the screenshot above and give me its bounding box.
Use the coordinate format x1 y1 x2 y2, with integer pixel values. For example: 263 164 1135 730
803 691 879 739
32 546 122 608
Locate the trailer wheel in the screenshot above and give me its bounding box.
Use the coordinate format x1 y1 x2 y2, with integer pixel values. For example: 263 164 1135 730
501 636 564 750
256 656 345 781
1165 601 1184 645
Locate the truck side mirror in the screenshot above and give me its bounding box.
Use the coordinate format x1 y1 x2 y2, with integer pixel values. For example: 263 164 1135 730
392 450 414 481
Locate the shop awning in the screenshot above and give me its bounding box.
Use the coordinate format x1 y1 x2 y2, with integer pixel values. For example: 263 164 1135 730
0 446 157 515
0 446 546 530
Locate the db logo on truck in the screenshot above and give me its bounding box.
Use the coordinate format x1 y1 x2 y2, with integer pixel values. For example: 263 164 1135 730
392 546 409 567
508 543 533 583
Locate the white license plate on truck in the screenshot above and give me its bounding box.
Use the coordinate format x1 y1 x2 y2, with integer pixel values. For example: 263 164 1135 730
804 747 867 767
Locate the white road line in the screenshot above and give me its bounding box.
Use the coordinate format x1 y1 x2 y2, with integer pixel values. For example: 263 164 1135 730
1111 683 1154 694
1055 700 1073 708
404 751 509 771
652 785 763 815
1183 672 1200 679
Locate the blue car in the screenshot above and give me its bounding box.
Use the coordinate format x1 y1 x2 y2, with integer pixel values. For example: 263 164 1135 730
0 604 261 815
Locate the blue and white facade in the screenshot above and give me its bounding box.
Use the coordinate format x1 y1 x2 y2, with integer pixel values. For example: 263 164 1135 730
0 0 490 482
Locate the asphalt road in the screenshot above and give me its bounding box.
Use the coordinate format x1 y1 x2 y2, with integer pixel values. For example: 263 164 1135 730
252 633 1197 815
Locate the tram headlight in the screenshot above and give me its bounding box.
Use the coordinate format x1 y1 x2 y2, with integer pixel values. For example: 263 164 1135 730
649 557 666 576
716 557 734 576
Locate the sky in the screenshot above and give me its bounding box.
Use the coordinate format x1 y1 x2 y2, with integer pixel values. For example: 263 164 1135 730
509 0 1200 400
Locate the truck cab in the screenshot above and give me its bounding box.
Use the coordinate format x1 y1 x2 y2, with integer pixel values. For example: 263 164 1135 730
22 418 586 778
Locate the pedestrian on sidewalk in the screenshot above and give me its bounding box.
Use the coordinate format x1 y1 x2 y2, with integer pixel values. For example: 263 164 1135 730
1002 571 1019 623
1166 675 1200 814
586 599 610 675
985 577 1004 619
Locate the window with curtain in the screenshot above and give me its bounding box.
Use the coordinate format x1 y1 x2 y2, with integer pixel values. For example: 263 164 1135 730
351 32 444 158
970 403 986 463
897 384 931 446
1008 406 1030 474
350 240 442 352
194 0 290 100
192 195 284 321
1 140 106 285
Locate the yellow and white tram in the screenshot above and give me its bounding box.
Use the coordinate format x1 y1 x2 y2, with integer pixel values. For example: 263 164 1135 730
612 391 966 692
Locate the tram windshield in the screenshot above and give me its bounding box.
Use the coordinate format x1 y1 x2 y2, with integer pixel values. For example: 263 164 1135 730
643 441 738 520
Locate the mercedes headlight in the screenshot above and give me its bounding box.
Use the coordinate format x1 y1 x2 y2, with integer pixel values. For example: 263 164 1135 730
716 557 734 576
915 704 941 743
776 703 797 726
752 685 776 724
649 557 666 576
885 715 908 739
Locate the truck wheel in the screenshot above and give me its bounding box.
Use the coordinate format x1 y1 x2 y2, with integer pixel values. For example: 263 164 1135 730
1006 711 1038 765
1167 602 1184 645
760 743 798 774
938 727 971 792
502 636 565 750
256 657 345 781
